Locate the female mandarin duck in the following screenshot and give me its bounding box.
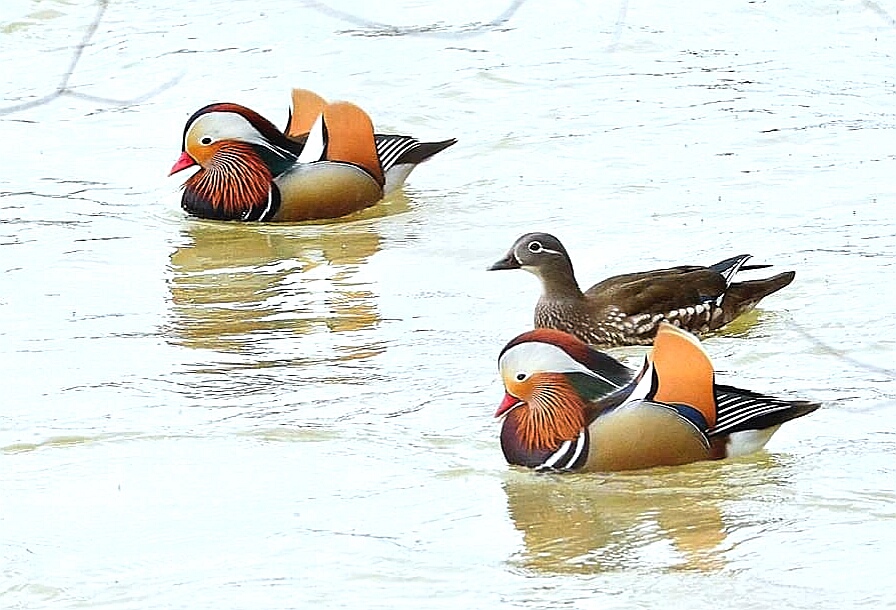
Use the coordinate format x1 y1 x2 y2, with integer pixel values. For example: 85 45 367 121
489 232 795 347
496 324 819 472
169 88 456 222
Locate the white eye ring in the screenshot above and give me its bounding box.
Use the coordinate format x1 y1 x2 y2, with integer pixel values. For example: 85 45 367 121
200 136 213 145
515 372 528 382
527 241 543 253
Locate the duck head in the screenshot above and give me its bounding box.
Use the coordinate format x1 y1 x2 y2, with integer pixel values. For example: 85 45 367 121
170 103 304 221
496 329 630 459
488 232 579 293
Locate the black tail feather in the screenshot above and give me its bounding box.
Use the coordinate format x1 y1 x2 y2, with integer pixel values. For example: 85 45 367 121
395 138 457 165
726 271 796 308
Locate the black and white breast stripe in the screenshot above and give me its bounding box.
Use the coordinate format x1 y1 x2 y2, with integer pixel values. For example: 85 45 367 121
374 134 421 172
535 428 589 472
239 185 281 222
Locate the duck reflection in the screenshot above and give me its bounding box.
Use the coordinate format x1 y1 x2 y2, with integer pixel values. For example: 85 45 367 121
502 455 788 574
165 198 405 354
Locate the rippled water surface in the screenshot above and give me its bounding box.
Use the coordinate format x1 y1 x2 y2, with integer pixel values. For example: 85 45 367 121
3 0 896 607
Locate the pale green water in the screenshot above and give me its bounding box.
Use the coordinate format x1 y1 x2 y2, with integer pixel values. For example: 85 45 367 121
2 0 896 608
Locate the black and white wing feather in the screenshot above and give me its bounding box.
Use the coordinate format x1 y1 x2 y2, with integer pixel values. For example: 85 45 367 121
710 384 820 436
374 134 457 194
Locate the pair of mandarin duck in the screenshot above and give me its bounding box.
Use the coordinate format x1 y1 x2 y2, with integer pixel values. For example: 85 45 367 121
170 88 820 474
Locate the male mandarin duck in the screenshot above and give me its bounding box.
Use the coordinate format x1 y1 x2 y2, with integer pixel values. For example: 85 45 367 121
496 324 819 472
489 232 795 347
169 88 456 222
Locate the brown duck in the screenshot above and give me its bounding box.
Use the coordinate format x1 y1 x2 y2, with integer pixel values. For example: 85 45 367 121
488 232 795 347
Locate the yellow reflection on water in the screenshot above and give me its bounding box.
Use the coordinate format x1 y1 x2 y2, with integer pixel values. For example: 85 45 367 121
164 202 400 354
502 456 788 574
1 5 65 35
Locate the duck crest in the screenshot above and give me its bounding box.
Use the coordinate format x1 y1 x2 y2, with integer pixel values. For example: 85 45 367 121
499 328 591 364
186 102 297 152
499 328 633 391
182 142 280 221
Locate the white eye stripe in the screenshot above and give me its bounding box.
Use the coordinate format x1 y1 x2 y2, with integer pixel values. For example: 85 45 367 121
499 342 592 377
523 240 562 257
187 112 296 162
190 113 274 155
499 341 624 388
188 112 266 146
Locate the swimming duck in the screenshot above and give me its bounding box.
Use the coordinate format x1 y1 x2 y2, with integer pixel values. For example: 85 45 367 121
169 88 456 222
489 232 795 346
496 324 819 472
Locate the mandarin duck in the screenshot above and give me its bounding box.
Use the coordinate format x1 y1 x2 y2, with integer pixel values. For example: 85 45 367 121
489 232 795 347
496 324 819 472
169 88 456 222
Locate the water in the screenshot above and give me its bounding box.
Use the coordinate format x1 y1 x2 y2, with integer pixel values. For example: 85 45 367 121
2 0 896 607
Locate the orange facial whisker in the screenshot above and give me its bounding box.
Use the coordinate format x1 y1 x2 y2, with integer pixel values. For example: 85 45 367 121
512 373 585 452
184 142 272 215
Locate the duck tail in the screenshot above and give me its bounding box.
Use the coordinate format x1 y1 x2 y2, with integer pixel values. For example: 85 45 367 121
397 138 458 165
719 270 795 323
375 136 456 194
711 384 820 435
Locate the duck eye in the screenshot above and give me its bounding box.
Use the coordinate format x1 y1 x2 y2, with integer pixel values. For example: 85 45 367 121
515 372 528 382
527 241 543 253
200 136 212 145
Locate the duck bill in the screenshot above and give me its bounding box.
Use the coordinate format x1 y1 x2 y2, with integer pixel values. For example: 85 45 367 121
488 250 520 271
495 392 524 418
169 151 197 176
